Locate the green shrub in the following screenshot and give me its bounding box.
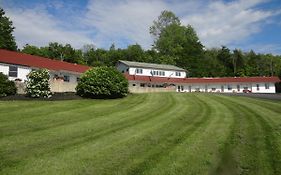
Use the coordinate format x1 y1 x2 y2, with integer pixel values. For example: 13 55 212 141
76 67 128 98
0 72 17 97
26 69 52 98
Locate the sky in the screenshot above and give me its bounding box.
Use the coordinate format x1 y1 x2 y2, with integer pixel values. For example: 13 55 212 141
1 0 281 54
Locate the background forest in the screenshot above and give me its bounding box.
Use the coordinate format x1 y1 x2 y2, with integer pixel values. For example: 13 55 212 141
1 8 281 78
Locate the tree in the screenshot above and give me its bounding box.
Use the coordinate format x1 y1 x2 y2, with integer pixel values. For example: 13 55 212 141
76 67 128 98
21 44 48 57
26 69 51 98
150 10 180 42
154 23 204 76
216 46 232 76
81 44 96 54
0 7 17 51
232 49 244 76
0 72 17 97
124 44 145 62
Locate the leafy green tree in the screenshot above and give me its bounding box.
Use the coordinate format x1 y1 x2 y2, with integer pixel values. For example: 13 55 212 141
76 67 128 98
150 10 180 42
22 44 48 57
0 7 17 51
202 49 225 77
0 72 17 97
232 49 245 76
124 44 145 62
26 69 51 98
154 23 204 76
216 46 233 76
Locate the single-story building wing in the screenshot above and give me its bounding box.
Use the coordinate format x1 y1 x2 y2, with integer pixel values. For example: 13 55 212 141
0 49 91 93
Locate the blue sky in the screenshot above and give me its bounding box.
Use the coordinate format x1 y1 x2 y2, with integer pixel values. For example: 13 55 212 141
1 0 281 54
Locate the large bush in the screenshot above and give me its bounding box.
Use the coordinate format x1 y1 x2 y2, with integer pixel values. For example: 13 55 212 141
0 72 17 97
26 69 52 98
76 67 128 98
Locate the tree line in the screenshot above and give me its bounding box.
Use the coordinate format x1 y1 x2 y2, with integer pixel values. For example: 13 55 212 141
1 8 281 78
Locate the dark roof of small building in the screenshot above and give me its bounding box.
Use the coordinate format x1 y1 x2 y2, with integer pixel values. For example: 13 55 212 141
0 49 90 73
124 73 280 84
118 60 185 71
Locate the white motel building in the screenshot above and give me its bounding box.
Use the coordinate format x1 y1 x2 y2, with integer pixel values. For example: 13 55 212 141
0 49 280 94
0 49 90 93
117 60 280 93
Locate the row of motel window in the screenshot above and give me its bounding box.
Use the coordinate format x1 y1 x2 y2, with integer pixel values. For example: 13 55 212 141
135 68 182 77
6 66 81 83
133 83 270 90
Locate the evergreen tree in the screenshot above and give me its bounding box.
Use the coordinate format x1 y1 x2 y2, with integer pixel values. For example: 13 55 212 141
0 7 17 51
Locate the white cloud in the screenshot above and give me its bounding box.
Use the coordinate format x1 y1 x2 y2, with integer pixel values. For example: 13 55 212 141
181 0 278 48
235 43 281 55
84 0 280 49
5 6 93 49
84 0 202 49
3 0 280 52
84 0 167 48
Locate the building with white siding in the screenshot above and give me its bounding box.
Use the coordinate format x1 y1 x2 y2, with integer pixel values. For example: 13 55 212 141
0 49 90 93
118 60 280 93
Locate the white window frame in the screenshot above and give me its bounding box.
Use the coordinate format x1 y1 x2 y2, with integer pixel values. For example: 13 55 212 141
175 72 181 77
136 68 143 74
63 75 70 82
9 65 18 77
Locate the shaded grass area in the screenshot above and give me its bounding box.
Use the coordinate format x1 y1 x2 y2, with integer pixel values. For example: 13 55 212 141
0 93 281 175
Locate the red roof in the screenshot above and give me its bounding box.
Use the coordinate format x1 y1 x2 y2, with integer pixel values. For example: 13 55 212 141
124 73 280 84
0 49 90 73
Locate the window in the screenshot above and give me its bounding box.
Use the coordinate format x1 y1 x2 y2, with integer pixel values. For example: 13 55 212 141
237 85 240 91
9 66 18 77
175 72 181 76
158 71 165 76
221 85 224 92
76 77 80 82
136 68 143 74
227 84 232 91
140 83 145 87
211 88 216 91
265 83 269 89
256 84 260 91
63 75 70 82
132 84 136 86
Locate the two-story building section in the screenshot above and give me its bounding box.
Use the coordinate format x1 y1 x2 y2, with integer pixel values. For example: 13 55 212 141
116 60 186 78
117 60 280 93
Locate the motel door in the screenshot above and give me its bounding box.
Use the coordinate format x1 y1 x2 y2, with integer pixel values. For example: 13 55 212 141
177 86 181 92
177 85 184 92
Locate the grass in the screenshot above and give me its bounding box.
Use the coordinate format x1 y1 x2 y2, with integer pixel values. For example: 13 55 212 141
0 93 281 175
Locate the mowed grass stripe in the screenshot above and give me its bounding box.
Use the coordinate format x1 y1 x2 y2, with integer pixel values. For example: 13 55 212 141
216 95 281 174
145 94 236 175
212 95 281 175
11 93 204 175
0 93 280 175
0 93 177 171
0 94 148 137
125 94 214 175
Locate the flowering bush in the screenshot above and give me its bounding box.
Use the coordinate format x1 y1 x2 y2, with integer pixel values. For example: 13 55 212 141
76 67 128 98
26 69 52 98
0 72 17 97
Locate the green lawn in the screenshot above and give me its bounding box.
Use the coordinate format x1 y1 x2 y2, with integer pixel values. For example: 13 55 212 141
0 93 281 175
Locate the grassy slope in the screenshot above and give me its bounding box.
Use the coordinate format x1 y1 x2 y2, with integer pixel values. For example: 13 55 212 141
0 93 280 175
